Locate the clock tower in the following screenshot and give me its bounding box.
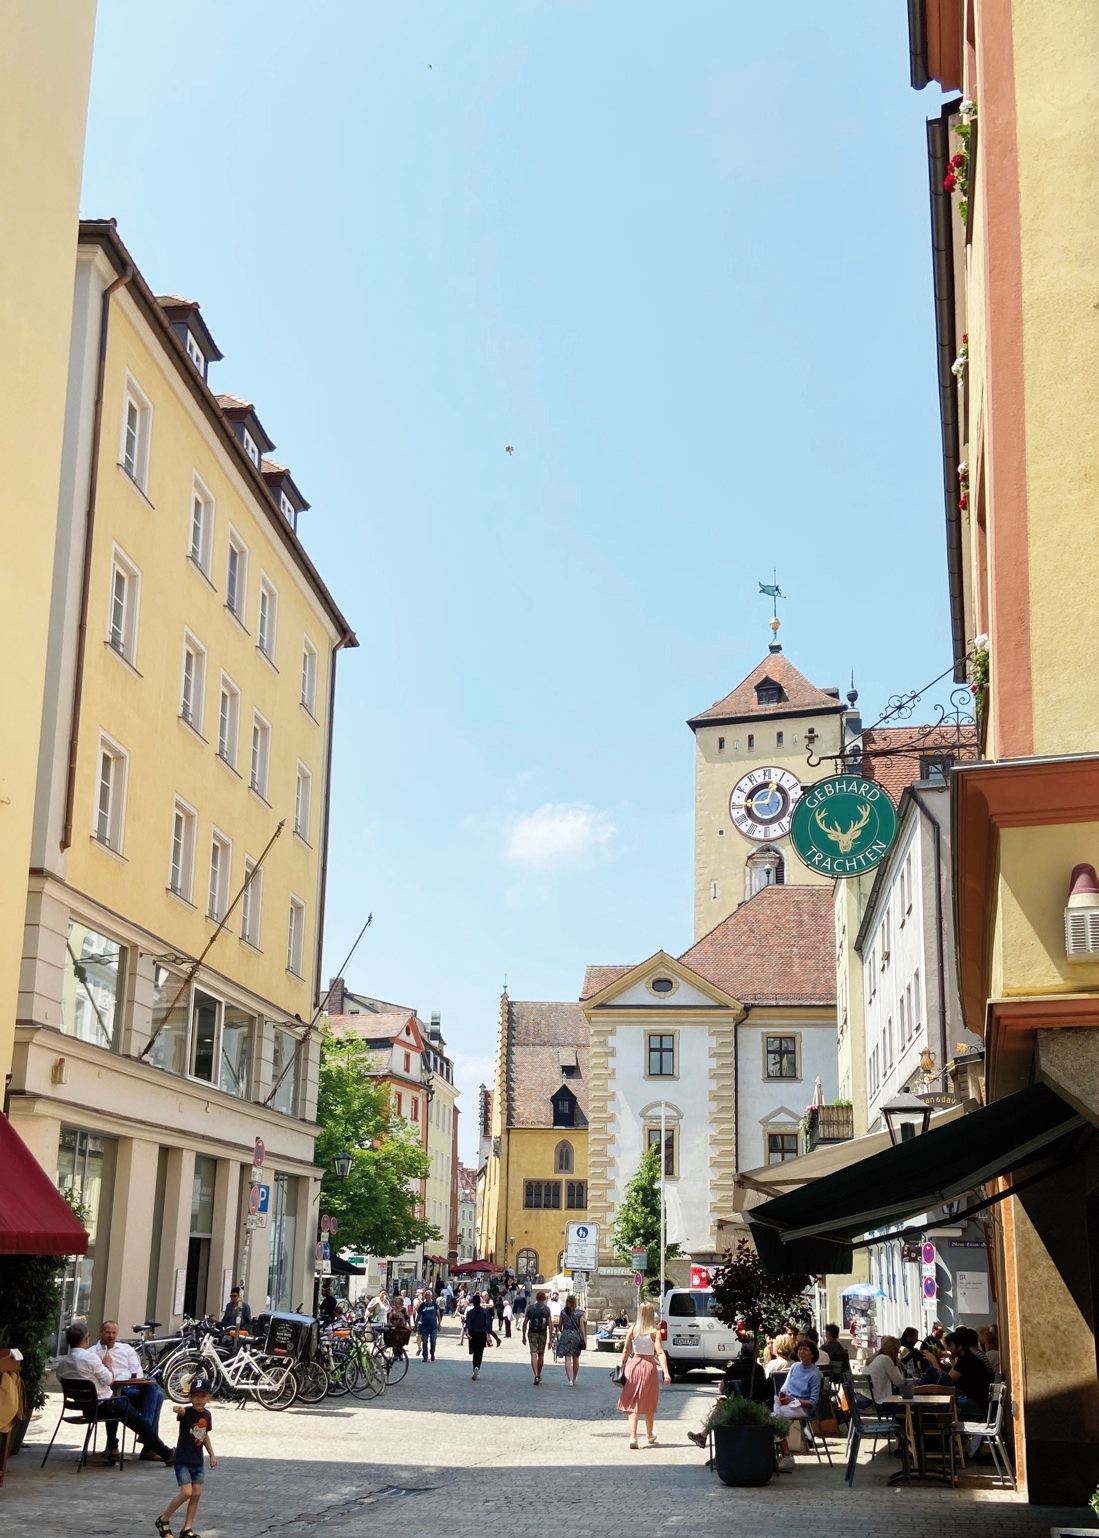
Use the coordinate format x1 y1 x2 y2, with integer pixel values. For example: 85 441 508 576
687 637 848 938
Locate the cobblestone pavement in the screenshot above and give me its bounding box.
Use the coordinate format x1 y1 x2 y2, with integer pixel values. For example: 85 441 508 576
2 1321 1087 1537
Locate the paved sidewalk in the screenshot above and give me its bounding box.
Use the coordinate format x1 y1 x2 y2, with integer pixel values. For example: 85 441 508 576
1 1323 1086 1537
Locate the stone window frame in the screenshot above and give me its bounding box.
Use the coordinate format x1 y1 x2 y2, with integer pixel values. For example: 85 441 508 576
762 1030 801 1082
644 1026 680 1080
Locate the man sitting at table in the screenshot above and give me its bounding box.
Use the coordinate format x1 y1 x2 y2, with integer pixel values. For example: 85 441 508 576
220 1287 252 1331
93 1320 165 1454
60 1323 174 1466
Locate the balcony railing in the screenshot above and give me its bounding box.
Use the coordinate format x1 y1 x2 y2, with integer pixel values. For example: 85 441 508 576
805 1102 854 1150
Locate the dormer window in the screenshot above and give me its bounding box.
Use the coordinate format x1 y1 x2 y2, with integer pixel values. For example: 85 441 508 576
185 331 205 373
755 678 785 706
552 1087 577 1127
280 492 295 521
243 429 260 466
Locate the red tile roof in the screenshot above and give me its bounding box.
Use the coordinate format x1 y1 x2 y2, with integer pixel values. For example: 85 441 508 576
579 965 632 1000
688 652 844 728
860 724 979 804
505 1000 589 1128
678 884 835 1006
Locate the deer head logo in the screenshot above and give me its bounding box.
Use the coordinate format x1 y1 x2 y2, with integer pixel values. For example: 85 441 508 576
814 803 871 854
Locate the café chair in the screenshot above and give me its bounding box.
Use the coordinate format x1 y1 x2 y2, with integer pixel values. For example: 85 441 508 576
40 1379 127 1471
843 1397 898 1487
953 1382 1015 1488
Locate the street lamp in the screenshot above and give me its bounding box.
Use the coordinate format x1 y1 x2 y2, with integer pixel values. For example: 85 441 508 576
333 1150 353 1182
882 1091 932 1146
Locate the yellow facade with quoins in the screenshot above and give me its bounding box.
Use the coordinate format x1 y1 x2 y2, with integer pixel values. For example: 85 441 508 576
10 222 355 1338
0 1 96 1079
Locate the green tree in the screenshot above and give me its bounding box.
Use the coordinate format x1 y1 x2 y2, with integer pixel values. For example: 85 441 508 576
710 1237 812 1342
611 1144 683 1288
314 1028 439 1258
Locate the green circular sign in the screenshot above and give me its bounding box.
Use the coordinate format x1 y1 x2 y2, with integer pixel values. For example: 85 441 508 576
790 774 897 878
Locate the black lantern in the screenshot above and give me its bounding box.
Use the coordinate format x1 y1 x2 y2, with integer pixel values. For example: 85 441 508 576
333 1150 353 1182
882 1091 932 1146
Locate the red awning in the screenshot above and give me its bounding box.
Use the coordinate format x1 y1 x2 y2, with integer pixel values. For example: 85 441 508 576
449 1260 503 1275
0 1114 88 1255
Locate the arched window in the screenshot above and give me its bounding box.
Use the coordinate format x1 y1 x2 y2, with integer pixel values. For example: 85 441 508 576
516 1248 538 1279
555 1139 573 1173
745 845 785 899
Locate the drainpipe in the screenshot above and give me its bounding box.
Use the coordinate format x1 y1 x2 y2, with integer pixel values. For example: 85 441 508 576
312 636 349 1009
61 263 134 851
912 787 949 1084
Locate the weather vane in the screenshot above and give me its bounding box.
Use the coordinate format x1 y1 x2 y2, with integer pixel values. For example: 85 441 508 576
759 572 784 653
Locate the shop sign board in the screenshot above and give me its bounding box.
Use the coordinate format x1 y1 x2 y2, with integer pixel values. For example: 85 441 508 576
790 775 898 878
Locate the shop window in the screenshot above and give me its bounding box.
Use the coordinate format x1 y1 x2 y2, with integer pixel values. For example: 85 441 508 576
61 921 125 1050
267 1171 298 1312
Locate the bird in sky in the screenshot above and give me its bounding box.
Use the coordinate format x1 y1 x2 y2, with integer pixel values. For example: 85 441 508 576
505 445 514 455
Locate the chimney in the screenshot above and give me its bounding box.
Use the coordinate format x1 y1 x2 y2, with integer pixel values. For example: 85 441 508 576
327 976 346 1014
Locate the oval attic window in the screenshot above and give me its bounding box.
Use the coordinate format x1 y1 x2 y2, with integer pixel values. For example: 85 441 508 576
651 977 674 994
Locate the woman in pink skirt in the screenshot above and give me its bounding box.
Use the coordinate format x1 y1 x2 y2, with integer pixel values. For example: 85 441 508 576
616 1300 672 1448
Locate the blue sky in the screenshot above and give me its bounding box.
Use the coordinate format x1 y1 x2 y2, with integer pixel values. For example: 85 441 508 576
82 2 948 1160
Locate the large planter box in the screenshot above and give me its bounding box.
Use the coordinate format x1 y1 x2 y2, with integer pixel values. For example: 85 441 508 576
713 1423 774 1487
808 1104 854 1148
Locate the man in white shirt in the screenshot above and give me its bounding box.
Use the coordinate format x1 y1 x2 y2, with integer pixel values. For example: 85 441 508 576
61 1323 173 1465
94 1320 164 1447
547 1291 564 1346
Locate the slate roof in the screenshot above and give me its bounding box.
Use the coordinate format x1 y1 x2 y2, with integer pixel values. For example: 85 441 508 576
579 966 632 1001
505 1000 589 1128
677 884 835 1006
688 653 844 729
860 724 979 804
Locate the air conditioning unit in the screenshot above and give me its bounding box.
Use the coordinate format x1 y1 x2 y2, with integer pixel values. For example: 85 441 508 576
1065 863 1099 958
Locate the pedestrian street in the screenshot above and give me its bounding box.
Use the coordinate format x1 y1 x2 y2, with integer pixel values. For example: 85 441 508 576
3 1321 1082 1538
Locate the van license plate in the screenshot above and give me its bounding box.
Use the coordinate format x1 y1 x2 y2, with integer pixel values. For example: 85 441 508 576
672 1336 697 1346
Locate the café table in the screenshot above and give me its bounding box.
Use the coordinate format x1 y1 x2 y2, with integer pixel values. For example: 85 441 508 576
879 1393 957 1487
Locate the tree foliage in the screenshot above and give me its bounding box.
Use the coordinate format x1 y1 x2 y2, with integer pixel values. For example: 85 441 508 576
314 1029 439 1258
710 1237 812 1341
0 1254 64 1411
611 1144 683 1285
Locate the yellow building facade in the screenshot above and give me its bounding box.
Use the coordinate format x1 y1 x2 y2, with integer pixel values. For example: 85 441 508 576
10 222 355 1338
478 995 589 1284
0 1 96 1080
913 0 1099 1503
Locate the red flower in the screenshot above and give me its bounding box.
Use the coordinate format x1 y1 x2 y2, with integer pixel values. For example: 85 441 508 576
944 172 957 193
949 152 966 170
959 492 968 511
961 333 968 343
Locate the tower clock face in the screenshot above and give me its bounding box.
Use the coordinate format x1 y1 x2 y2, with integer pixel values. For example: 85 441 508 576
729 767 803 841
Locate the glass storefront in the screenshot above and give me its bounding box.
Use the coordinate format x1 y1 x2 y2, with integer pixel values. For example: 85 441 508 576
61 922 125 1049
184 1155 217 1317
55 1126 117 1349
190 991 219 1082
267 1172 298 1311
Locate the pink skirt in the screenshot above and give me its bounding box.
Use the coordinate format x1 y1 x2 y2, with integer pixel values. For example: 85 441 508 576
617 1354 660 1415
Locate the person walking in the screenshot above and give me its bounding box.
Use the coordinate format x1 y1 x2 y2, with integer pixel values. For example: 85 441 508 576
522 1290 552 1386
416 1290 440 1362
465 1292 499 1380
556 1294 587 1385
502 1296 513 1339
616 1301 671 1449
155 1376 217 1538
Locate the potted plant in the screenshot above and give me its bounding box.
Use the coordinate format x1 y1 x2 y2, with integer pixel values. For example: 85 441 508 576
709 1396 786 1487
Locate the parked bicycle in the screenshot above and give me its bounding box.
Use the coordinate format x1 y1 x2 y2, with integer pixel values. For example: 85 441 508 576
164 1327 299 1410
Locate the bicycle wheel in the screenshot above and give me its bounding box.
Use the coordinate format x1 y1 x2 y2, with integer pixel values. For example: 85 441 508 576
257 1360 299 1411
165 1356 207 1403
348 1350 388 1400
384 1347 409 1385
325 1352 354 1397
294 1361 329 1405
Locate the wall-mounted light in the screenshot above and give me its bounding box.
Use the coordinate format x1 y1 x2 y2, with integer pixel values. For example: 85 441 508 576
883 1091 932 1146
1065 863 1099 958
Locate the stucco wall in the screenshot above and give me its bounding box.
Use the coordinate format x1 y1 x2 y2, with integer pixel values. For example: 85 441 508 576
735 1012 837 1170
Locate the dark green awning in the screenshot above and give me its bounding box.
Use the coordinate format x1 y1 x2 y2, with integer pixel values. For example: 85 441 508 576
748 1083 1085 1275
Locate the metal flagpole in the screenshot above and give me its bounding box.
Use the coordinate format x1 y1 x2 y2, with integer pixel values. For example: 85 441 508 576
659 1100 666 1301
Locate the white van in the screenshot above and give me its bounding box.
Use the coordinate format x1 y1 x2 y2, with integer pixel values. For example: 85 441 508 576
660 1288 742 1377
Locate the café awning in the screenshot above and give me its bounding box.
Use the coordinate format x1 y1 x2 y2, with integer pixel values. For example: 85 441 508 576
748 1084 1085 1275
0 1113 89 1255
329 1254 365 1276
449 1259 503 1275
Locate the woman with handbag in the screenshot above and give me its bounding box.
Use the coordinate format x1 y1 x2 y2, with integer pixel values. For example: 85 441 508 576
616 1301 671 1449
556 1294 587 1385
